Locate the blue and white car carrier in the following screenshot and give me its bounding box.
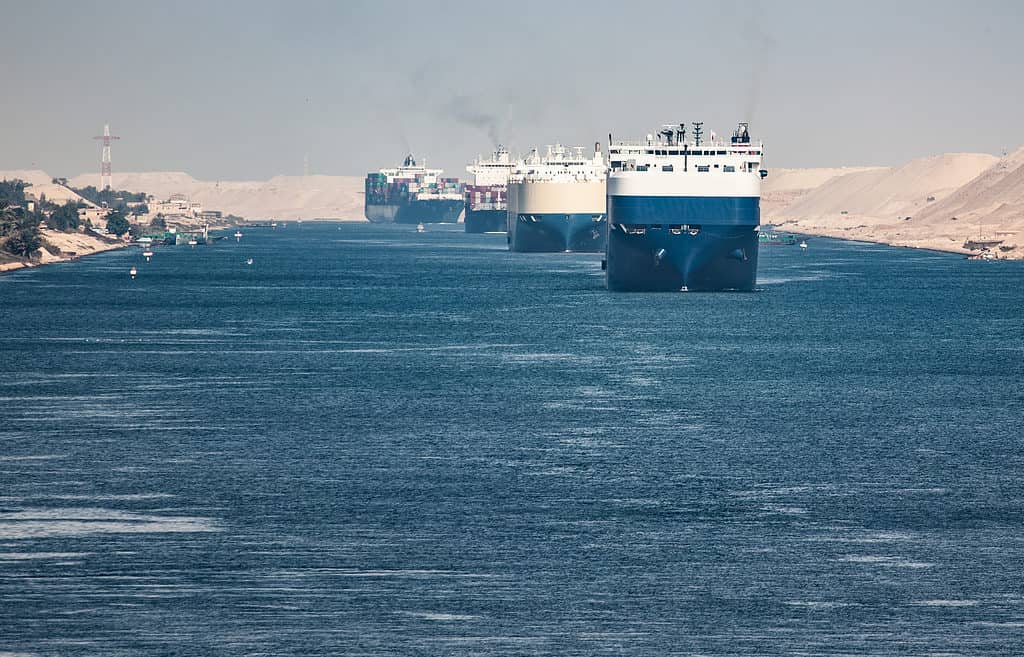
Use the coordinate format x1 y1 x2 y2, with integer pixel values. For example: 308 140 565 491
605 122 767 291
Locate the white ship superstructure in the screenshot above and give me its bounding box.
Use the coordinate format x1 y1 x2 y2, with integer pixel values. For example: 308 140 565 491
506 143 608 252
464 145 517 233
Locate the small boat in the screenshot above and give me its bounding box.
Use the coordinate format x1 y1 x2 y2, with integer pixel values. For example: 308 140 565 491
271 221 278 229
416 223 425 233
129 266 138 279
246 258 254 266
234 230 243 241
759 232 798 246
188 238 198 247
142 250 154 261
799 240 808 250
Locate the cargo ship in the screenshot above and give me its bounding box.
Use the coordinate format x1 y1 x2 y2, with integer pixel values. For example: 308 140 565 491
364 155 463 224
464 145 516 233
605 122 767 291
506 143 607 252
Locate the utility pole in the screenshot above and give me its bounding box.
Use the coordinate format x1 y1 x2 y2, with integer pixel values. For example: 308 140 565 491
93 124 120 190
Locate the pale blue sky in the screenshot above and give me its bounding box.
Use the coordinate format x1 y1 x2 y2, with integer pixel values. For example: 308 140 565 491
2 0 1021 180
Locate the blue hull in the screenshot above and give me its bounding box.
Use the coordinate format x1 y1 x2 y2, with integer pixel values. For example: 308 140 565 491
509 213 606 253
464 209 507 233
605 195 760 292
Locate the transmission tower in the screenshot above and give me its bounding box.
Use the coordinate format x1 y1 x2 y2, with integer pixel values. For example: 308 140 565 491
93 124 120 190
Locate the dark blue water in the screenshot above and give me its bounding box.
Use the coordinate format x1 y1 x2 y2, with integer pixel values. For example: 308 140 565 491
2 222 1024 656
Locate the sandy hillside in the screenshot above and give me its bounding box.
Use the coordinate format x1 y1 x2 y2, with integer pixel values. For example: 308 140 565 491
765 150 1024 256
773 153 998 221
761 167 884 217
68 172 366 222
0 169 93 205
917 144 1024 249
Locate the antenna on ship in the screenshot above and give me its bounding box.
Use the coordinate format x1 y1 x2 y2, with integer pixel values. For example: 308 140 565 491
692 122 704 147
677 123 686 145
732 122 751 144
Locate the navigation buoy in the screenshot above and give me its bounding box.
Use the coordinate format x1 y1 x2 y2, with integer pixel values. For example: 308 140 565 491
129 266 138 279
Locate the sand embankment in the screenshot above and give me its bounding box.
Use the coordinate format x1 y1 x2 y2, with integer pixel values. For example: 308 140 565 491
761 167 886 216
0 170 94 206
68 172 366 222
0 229 126 274
764 150 1024 257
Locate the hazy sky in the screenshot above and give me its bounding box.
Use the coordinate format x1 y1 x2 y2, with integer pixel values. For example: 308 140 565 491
2 0 1022 180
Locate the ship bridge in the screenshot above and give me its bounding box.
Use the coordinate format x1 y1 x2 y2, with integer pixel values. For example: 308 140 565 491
608 122 765 177
511 143 607 184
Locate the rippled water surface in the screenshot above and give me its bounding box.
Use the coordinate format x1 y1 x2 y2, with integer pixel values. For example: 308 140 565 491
2 223 1023 655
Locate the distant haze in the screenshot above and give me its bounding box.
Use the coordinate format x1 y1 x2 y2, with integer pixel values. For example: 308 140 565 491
2 0 1022 180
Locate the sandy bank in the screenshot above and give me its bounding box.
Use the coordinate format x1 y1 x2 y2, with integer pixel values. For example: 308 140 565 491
766 149 1024 259
0 229 127 274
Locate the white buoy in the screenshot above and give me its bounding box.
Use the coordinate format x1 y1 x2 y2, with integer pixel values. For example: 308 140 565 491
799 240 808 250
129 266 138 279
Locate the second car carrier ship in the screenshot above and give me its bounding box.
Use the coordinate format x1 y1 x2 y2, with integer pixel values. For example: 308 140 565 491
506 143 607 252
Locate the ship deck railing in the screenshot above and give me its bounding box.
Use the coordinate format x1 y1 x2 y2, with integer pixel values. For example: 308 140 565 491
610 139 763 152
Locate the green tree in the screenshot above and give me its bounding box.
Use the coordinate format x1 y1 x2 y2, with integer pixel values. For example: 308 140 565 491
106 211 131 236
0 180 30 208
1 181 44 257
49 202 82 231
149 213 166 229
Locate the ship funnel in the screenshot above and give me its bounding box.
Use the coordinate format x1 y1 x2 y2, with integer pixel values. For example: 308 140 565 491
594 141 601 154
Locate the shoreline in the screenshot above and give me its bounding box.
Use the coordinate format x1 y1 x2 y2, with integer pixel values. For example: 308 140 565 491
770 218 1021 261
0 232 128 274
0 222 237 275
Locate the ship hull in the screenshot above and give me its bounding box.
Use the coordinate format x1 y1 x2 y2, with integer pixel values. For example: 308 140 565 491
365 204 398 224
509 213 607 252
506 179 606 252
605 195 760 292
464 208 507 233
365 199 463 224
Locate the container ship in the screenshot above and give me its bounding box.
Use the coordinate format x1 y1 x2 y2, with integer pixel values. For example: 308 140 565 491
605 122 767 291
506 143 607 252
464 145 516 233
364 155 464 224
